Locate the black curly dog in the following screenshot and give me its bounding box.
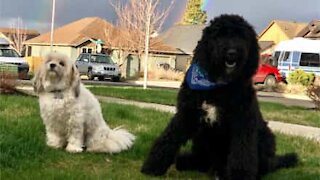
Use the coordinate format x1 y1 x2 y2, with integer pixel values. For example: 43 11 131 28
141 15 298 179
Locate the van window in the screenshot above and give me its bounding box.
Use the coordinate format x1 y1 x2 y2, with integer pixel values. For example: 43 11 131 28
0 49 20 57
274 51 281 61
280 51 290 61
300 53 320 67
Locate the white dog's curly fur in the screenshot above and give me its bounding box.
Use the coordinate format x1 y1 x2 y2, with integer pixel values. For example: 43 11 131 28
33 52 135 153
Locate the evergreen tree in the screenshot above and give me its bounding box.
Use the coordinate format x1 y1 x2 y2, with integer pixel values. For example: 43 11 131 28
181 0 207 25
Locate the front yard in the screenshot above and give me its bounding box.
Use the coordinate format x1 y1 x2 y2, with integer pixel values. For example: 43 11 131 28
0 95 319 179
89 86 320 128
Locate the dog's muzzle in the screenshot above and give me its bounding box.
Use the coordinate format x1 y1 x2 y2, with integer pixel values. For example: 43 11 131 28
225 49 238 68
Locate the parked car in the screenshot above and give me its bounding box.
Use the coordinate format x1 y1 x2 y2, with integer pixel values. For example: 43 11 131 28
253 60 284 87
0 38 29 79
75 53 121 81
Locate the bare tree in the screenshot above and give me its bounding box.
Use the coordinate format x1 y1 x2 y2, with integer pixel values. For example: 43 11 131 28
109 0 175 88
9 17 27 55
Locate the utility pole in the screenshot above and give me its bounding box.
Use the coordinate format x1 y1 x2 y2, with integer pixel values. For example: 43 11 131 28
50 0 56 51
143 2 151 89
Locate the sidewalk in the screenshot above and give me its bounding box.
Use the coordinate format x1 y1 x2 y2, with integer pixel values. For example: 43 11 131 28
16 86 320 142
130 80 312 101
18 80 312 102
96 96 319 142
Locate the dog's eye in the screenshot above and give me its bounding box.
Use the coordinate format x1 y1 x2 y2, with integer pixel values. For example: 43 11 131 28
225 61 236 68
59 61 65 66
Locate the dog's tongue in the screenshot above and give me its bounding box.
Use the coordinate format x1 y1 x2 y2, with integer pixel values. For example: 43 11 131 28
186 63 226 90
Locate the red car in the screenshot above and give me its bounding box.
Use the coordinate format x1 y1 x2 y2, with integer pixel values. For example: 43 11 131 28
253 63 284 86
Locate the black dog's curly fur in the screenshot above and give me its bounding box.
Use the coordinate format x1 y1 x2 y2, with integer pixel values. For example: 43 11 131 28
141 15 298 179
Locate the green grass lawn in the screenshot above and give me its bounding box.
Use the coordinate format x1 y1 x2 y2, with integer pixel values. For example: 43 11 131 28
0 95 319 179
88 86 320 128
89 86 178 105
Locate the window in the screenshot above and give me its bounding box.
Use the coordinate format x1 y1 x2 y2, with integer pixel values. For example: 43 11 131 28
0 49 20 57
81 47 93 54
90 55 114 64
300 53 320 67
280 51 290 61
273 51 281 61
27 46 32 56
77 54 89 62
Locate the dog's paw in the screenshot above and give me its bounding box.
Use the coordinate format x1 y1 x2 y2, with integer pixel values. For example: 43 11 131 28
141 167 165 176
47 140 65 149
66 144 83 153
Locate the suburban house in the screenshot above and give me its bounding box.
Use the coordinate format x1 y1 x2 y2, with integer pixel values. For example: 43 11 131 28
160 24 206 71
0 27 40 42
24 17 114 60
0 27 40 55
258 20 307 54
297 20 320 39
24 17 186 77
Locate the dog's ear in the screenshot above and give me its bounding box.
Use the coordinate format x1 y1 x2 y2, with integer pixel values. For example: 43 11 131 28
243 32 260 80
32 64 45 94
69 64 80 98
193 37 209 68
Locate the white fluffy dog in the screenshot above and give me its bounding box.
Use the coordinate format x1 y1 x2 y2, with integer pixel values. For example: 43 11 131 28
33 52 135 153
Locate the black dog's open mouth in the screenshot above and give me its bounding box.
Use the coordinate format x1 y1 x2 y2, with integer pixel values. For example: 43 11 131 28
225 60 237 68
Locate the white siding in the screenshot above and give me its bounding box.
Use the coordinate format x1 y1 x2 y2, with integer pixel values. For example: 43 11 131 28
30 45 78 61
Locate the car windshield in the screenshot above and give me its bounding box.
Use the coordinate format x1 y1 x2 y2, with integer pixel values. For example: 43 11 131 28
91 55 114 64
0 48 20 57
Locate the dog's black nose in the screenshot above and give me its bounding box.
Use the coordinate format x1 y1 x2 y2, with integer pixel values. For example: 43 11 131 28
50 63 56 69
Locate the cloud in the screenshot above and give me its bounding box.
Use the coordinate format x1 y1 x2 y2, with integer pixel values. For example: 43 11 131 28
208 0 320 33
0 0 184 32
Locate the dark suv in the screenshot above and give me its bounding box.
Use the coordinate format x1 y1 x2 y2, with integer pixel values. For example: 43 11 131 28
75 53 121 81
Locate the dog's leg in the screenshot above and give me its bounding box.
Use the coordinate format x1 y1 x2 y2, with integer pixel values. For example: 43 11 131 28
257 122 276 175
176 127 214 172
141 110 200 176
46 128 66 149
66 114 84 153
225 126 258 180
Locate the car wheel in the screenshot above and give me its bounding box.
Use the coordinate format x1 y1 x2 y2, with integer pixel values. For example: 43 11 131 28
98 76 104 81
87 71 94 80
18 70 29 80
264 75 276 87
111 76 120 82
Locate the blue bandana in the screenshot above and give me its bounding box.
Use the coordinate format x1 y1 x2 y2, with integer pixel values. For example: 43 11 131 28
186 63 226 90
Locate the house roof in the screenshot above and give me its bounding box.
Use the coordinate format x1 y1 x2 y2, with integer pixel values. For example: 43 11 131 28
24 17 182 54
161 24 206 55
259 20 307 39
0 28 40 36
296 20 320 39
258 41 274 51
25 17 113 46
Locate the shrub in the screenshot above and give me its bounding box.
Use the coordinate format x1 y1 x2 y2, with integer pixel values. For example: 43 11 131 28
287 69 315 86
0 64 19 94
0 72 18 94
149 68 184 81
306 85 320 110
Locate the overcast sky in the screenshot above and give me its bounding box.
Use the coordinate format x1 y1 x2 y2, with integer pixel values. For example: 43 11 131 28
0 0 319 34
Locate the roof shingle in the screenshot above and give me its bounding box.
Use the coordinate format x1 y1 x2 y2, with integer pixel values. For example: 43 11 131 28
25 17 113 46
161 24 206 55
259 20 307 39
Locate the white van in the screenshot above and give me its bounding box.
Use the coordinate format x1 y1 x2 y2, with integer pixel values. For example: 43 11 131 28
0 38 29 79
272 38 320 77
